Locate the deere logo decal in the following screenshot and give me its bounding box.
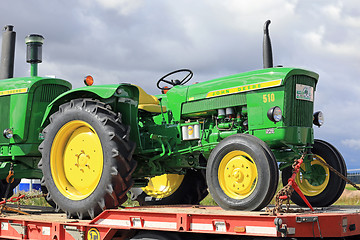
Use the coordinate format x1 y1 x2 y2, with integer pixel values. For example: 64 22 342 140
0 88 28 96
87 228 100 240
206 79 282 98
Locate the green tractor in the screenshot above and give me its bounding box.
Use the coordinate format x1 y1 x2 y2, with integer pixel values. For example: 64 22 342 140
0 21 346 219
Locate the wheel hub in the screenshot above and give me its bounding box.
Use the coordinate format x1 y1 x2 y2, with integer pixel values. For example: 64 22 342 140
51 120 104 200
296 155 330 196
75 150 90 171
219 151 258 199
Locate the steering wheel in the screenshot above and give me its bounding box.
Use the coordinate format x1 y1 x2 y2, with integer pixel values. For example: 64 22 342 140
157 69 193 90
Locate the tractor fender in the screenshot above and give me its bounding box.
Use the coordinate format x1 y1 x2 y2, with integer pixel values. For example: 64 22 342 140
40 84 139 127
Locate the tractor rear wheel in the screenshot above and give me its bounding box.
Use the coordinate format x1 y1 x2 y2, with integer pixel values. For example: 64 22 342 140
38 99 136 219
132 169 208 205
281 139 346 207
206 134 278 211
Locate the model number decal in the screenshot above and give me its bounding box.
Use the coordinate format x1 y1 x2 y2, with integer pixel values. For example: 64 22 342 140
266 128 275 134
263 93 275 103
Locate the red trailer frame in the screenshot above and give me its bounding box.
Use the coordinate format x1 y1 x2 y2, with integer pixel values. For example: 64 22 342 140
0 205 359 239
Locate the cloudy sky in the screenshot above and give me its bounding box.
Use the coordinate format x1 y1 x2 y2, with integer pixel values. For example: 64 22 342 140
2 0 360 169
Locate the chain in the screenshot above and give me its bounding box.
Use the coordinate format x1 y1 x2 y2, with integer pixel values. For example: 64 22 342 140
0 192 48 215
314 155 360 191
266 154 306 216
267 151 359 216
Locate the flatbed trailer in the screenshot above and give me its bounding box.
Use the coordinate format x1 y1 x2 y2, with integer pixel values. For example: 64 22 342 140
0 205 360 239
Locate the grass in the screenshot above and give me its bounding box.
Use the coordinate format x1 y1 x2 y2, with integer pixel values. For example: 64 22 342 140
10 190 51 207
345 184 360 191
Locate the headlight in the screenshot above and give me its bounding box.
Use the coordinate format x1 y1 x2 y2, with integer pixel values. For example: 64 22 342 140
267 106 282 123
3 128 13 139
313 111 324 127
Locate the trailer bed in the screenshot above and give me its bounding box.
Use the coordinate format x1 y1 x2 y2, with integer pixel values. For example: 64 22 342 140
0 204 360 239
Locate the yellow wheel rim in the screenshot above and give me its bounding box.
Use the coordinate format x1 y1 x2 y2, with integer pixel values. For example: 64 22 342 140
296 155 330 196
142 174 184 199
50 120 104 200
218 150 258 199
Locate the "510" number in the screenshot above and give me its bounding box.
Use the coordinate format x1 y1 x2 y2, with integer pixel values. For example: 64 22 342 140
263 93 275 103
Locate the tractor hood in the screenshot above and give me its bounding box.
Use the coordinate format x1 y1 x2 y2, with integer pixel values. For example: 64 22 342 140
185 68 318 102
0 76 71 95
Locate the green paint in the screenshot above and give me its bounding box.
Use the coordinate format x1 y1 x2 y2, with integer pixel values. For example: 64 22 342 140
0 66 323 188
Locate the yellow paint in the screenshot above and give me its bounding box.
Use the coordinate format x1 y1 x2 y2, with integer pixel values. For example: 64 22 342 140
188 126 194 135
87 228 100 240
50 120 104 200
206 79 282 98
142 174 184 199
262 93 275 103
218 151 258 199
0 88 28 96
134 85 167 113
296 155 330 196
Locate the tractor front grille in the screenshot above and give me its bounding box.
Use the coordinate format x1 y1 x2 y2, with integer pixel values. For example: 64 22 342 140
38 84 69 102
284 75 316 127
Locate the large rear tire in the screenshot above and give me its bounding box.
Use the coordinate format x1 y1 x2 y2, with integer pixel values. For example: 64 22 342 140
132 169 208 206
281 139 346 207
206 134 278 211
38 99 136 219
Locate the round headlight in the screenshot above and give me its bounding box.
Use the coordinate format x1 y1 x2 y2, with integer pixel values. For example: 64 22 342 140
3 128 13 139
267 106 282 123
313 111 324 127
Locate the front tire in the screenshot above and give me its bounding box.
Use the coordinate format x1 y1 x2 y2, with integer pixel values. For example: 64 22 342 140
132 169 208 206
206 134 278 211
281 139 346 207
38 99 136 219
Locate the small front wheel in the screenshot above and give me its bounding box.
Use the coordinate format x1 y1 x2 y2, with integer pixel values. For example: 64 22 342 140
281 139 346 207
206 134 278 210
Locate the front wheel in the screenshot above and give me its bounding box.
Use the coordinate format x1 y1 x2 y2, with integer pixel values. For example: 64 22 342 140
132 169 208 205
38 99 136 219
206 134 278 211
281 139 346 207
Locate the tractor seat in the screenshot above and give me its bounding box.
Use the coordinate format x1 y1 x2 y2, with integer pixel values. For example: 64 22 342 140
135 85 167 113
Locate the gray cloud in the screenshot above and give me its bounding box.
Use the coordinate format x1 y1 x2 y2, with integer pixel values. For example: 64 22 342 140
1 0 360 168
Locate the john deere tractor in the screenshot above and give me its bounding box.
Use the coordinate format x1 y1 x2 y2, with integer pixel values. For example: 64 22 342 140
0 21 346 219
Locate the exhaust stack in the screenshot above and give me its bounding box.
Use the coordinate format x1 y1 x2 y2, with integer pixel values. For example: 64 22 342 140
263 20 273 69
0 25 16 79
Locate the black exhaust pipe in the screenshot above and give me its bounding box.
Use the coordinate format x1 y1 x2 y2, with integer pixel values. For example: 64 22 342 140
263 20 273 69
0 25 16 79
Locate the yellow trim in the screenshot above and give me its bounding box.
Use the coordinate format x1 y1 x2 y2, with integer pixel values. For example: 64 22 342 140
296 155 330 197
50 120 104 200
142 174 184 199
206 79 282 98
0 88 28 96
218 151 258 199
134 85 167 113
